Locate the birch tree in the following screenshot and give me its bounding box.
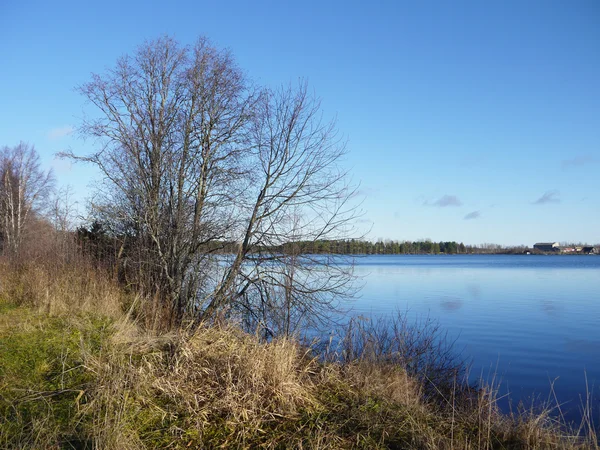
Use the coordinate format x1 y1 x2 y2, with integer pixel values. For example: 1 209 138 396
0 143 54 255
63 36 257 325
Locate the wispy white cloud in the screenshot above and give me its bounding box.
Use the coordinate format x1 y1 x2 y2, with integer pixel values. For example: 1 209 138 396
424 195 462 207
532 190 560 205
464 210 481 220
351 186 380 199
48 126 74 140
51 157 72 174
561 154 598 170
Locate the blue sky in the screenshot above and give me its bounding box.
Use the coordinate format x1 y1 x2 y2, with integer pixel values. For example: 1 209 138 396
1 0 598 245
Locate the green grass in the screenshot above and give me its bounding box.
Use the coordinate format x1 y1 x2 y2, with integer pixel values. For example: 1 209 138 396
0 300 113 449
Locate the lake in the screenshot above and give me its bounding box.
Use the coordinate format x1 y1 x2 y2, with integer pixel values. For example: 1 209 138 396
349 254 600 425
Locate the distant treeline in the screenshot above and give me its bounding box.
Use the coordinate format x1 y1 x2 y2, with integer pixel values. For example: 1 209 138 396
265 240 529 255
75 223 529 258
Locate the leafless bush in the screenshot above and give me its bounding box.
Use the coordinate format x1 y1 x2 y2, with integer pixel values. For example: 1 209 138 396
328 311 469 403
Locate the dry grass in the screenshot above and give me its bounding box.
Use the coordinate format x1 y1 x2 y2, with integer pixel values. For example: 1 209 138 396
0 258 598 449
0 259 124 319
84 322 323 448
80 320 598 449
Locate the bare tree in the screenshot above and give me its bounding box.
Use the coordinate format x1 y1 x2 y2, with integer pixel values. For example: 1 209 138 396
0 142 54 255
65 36 359 332
202 83 360 335
62 36 257 325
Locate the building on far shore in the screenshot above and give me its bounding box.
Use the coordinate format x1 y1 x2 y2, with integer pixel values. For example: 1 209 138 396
533 243 598 254
533 242 560 252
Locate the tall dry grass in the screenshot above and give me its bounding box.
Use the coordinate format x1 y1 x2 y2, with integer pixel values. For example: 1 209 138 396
74 315 597 449
0 226 125 319
0 229 598 448
83 322 322 448
0 259 123 318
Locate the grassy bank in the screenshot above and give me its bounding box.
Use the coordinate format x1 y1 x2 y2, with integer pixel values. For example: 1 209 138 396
0 262 597 449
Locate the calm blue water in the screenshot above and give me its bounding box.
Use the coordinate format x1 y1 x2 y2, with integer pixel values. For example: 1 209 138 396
350 254 600 425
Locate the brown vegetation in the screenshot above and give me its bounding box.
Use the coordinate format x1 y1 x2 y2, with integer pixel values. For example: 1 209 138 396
1 249 597 448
